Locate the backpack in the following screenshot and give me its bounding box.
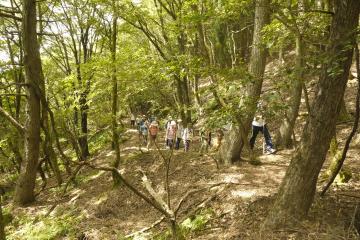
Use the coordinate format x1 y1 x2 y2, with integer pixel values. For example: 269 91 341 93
149 125 159 136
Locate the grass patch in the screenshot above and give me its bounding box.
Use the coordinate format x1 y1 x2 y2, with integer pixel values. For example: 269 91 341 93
7 209 82 240
152 209 214 240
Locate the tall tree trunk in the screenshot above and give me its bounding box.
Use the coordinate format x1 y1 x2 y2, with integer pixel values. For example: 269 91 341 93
14 0 42 205
39 65 62 185
176 33 192 125
79 93 89 160
0 196 5 240
37 1 62 184
263 0 360 228
277 36 304 148
110 13 121 184
218 0 270 164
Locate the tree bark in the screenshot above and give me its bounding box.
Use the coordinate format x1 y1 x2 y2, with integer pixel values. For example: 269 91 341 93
337 97 351 122
14 0 42 205
321 43 360 196
0 196 5 240
110 12 121 184
277 36 304 148
218 0 270 164
263 0 360 228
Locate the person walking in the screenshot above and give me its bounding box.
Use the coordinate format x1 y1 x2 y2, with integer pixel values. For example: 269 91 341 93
166 120 177 149
140 120 148 146
130 113 136 128
175 119 183 150
249 102 276 154
164 116 173 147
147 121 159 150
182 123 193 152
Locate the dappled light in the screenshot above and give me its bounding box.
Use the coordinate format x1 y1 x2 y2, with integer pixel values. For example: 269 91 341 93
0 0 359 239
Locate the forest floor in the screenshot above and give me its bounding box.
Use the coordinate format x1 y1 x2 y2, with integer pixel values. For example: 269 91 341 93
4 123 360 240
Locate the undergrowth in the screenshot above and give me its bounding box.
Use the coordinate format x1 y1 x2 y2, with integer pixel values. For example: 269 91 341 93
7 208 82 240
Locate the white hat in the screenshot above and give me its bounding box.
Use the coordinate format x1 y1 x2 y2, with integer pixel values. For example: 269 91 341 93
170 120 176 126
177 119 182 122
151 121 158 126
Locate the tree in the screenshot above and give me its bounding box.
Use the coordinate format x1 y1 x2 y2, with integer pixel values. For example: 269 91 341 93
0 196 5 240
218 0 270 164
110 2 121 183
263 0 360 228
14 0 42 205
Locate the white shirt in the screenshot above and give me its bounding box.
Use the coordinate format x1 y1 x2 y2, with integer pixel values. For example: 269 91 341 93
182 128 193 141
252 116 264 127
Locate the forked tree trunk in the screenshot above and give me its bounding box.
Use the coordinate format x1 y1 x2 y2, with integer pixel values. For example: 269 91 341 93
14 0 42 205
263 0 360 228
218 0 270 164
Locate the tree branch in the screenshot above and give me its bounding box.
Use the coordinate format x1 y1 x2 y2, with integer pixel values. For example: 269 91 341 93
0 11 21 21
0 106 25 134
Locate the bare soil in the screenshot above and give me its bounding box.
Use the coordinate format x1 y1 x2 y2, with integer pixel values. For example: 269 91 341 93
5 123 360 240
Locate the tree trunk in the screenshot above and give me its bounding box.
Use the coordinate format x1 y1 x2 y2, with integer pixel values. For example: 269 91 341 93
110 13 121 184
0 196 5 240
39 75 62 185
337 97 351 122
14 0 42 205
277 36 304 148
263 0 360 228
78 94 89 160
218 0 270 164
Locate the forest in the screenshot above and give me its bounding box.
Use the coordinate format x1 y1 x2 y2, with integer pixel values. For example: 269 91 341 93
0 0 360 239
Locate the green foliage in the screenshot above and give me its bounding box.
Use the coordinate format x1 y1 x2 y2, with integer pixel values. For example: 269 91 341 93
149 209 214 240
2 207 13 226
7 210 82 240
180 208 213 233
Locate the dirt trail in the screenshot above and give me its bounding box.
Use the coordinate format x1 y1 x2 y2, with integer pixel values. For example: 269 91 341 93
7 125 360 240
60 127 293 239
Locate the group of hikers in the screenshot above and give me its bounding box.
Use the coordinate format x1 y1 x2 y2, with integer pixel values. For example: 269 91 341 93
130 102 276 155
130 114 226 153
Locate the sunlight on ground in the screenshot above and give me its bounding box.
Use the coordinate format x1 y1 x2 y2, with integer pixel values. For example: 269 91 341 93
231 189 256 199
222 174 245 183
88 171 105 180
106 151 114 157
69 194 81 204
258 154 285 162
92 195 109 206
125 129 139 134
68 189 86 205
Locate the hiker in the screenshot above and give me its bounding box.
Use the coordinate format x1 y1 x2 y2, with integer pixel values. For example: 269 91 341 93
182 123 193 152
137 117 144 144
199 128 211 155
164 116 173 147
215 128 224 151
139 117 148 145
147 121 159 150
164 116 172 130
130 113 136 128
249 102 276 154
175 119 183 150
166 120 177 149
